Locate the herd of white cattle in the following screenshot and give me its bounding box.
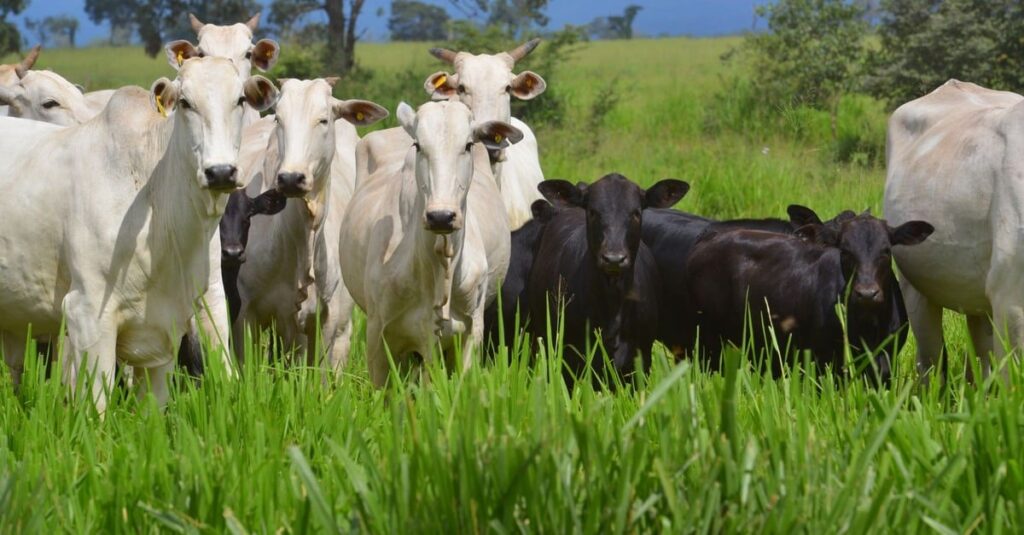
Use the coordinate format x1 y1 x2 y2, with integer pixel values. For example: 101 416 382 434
1 12 1022 411
0 13 547 411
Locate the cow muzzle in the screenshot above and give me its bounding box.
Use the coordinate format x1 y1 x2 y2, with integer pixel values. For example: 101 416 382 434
222 244 246 266
598 251 630 275
424 209 461 234
204 165 240 192
276 172 310 197
852 284 884 306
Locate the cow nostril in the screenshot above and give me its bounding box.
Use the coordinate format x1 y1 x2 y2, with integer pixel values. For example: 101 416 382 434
277 172 307 188
204 165 238 187
855 287 882 301
602 253 627 266
426 210 456 226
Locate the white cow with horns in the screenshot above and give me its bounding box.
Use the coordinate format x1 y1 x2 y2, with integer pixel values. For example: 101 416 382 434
356 39 547 230
885 79 1024 383
340 100 521 387
234 78 387 376
0 46 97 125
0 54 279 412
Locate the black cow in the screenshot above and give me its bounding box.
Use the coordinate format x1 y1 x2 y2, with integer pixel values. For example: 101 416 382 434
176 189 287 377
527 173 688 385
483 199 562 353
640 205 849 357
686 213 933 382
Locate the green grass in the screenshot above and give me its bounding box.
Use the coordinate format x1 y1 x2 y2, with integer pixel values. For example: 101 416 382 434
2 38 1020 532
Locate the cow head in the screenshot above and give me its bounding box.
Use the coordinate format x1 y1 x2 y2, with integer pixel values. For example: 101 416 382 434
220 189 287 266
397 100 523 233
172 13 279 79
795 212 934 306
0 46 93 126
424 39 546 125
151 53 279 191
271 78 387 197
539 174 689 276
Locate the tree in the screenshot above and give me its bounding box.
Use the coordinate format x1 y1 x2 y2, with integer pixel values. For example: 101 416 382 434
446 0 549 37
389 0 448 41
743 0 868 140
85 0 261 57
0 0 28 55
269 0 367 74
44 15 79 47
867 0 1024 107
588 4 642 40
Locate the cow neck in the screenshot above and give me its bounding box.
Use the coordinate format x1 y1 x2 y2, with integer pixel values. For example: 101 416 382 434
593 263 633 352
273 167 334 315
146 112 227 285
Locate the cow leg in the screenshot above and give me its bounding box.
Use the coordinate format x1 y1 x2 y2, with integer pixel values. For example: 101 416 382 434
460 284 489 373
133 361 174 408
366 315 389 388
987 254 1024 384
988 300 1021 385
321 291 355 381
61 294 117 413
901 277 946 385
965 314 994 384
193 269 235 378
1 330 27 389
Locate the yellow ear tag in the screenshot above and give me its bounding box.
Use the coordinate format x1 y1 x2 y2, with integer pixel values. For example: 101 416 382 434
433 75 447 89
176 50 184 66
356 111 365 121
155 94 167 118
494 134 503 143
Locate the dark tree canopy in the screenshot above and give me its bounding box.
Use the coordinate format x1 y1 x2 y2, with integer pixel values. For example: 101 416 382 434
0 0 28 55
389 0 449 41
589 4 642 40
269 0 366 74
447 0 549 37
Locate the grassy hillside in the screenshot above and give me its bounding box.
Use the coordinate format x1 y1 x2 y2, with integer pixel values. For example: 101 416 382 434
2 39 1016 533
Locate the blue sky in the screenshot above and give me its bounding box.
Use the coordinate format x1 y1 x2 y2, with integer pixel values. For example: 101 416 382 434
16 1 760 45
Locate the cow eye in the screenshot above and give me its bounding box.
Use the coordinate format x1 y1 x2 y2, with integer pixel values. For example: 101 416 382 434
319 118 330 125
41 100 59 109
237 96 246 107
179 99 192 110
505 84 512 93
465 142 473 152
413 142 421 152
457 84 466 94
245 51 252 59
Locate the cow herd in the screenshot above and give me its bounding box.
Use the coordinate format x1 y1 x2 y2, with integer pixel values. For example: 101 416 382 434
0 14 1020 411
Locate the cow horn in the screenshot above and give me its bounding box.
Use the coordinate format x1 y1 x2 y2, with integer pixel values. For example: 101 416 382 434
244 12 260 32
429 47 458 64
15 45 40 79
506 38 541 62
188 13 204 33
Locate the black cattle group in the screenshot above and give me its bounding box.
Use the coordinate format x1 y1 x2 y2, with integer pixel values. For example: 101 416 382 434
205 170 934 387
483 172 935 387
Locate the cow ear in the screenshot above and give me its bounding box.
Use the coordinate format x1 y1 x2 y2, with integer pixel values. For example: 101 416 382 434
333 99 388 126
397 101 417 138
165 40 200 71
530 199 556 222
150 77 178 113
787 205 822 228
538 179 585 208
644 179 689 209
243 75 279 111
834 210 856 223
251 39 280 71
0 85 21 109
510 71 546 100
424 71 457 100
474 120 524 150
249 190 287 216
889 221 934 246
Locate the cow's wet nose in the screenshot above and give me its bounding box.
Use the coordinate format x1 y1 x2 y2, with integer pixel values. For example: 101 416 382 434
425 210 457 233
204 165 238 190
222 244 245 265
276 172 308 196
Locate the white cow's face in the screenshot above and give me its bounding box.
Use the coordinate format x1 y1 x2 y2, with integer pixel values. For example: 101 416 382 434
272 78 387 197
398 101 523 233
423 48 547 126
151 56 279 192
189 14 279 80
0 70 92 126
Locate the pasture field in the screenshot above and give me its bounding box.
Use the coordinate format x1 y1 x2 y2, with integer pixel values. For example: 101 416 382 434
2 38 1022 533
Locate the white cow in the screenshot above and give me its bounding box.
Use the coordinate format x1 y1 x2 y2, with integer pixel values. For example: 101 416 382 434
884 79 1024 382
0 55 279 411
356 40 547 230
234 79 386 376
340 101 521 387
0 46 96 125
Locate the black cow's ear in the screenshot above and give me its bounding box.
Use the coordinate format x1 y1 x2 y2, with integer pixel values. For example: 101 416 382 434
249 190 287 216
530 199 556 222
538 179 585 207
889 221 934 246
787 204 822 227
644 179 689 209
794 224 837 245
